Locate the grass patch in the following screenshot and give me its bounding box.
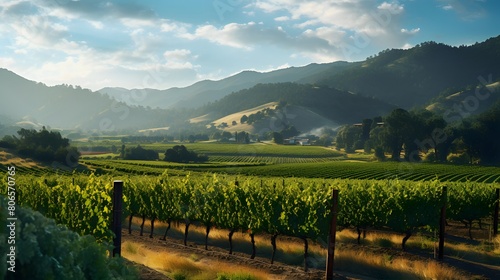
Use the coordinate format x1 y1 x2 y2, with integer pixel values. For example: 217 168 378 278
129 219 484 279
216 272 258 280
122 240 269 280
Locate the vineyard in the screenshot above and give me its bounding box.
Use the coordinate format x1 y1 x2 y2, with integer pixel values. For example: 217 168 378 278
209 161 500 183
141 143 343 158
207 155 343 164
3 172 499 269
77 159 500 183
0 163 75 177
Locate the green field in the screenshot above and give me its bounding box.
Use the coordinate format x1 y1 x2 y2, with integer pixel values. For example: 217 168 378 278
6 141 500 183
79 159 500 184
206 161 500 183
142 142 343 157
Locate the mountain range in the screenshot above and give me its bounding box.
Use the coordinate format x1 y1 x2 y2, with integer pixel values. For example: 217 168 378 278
1 35 499 135
98 61 351 109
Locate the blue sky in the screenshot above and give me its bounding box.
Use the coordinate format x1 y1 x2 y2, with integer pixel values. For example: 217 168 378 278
0 0 499 91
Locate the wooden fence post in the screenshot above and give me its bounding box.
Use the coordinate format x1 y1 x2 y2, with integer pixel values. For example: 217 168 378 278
494 188 499 236
438 186 447 260
112 180 123 257
326 189 339 280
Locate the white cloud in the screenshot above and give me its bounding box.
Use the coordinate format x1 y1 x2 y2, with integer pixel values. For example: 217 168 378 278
0 0 207 91
163 49 198 70
164 49 192 60
438 0 487 20
401 43 413 49
89 20 104 29
242 63 292 74
274 16 290 22
401 28 420 35
377 1 404 15
8 15 69 47
249 0 414 53
0 57 15 68
183 23 270 49
182 22 346 62
120 18 156 28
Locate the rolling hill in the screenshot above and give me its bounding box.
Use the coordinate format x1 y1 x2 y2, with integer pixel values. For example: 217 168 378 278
99 35 500 112
0 68 174 131
426 81 500 122
189 83 396 133
315 36 500 108
2 35 500 136
98 61 352 109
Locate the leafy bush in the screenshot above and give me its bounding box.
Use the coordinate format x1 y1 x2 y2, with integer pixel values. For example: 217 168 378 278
423 151 436 162
447 153 470 164
374 146 386 161
123 145 159 160
0 197 138 280
164 145 208 163
1 128 80 165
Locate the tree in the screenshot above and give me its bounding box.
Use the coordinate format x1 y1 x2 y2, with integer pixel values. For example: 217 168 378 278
240 115 248 124
412 110 450 162
221 131 232 140
2 128 80 165
272 132 283 144
316 135 332 147
235 131 250 144
361 118 373 142
164 145 208 163
382 108 414 160
123 145 159 160
120 144 125 158
335 125 362 153
457 102 500 165
374 146 386 161
212 131 222 140
281 125 300 139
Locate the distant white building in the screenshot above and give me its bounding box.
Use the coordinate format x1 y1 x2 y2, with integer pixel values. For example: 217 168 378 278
284 136 310 145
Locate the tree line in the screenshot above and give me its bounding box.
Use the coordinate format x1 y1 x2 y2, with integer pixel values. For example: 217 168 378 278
0 127 80 166
336 101 500 165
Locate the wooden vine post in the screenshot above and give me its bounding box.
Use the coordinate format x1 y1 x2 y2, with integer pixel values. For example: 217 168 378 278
112 180 123 257
494 188 499 236
438 186 447 260
326 189 339 280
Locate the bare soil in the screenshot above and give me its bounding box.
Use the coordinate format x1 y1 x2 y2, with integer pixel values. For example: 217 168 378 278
122 220 500 280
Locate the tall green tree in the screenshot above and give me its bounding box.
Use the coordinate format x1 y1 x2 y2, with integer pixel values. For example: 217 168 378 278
382 108 414 160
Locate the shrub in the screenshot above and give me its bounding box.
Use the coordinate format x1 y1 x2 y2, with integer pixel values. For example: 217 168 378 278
0 197 138 280
423 151 436 162
447 153 470 164
164 145 208 163
374 146 386 161
123 145 158 160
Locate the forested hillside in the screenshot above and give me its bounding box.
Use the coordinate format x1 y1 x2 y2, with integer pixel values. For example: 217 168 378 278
316 36 500 108
194 83 395 125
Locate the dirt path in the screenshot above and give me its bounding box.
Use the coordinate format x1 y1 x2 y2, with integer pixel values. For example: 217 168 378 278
122 228 500 280
121 220 499 280
122 229 346 280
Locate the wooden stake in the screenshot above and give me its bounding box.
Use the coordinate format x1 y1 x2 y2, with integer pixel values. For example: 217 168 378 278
326 189 339 280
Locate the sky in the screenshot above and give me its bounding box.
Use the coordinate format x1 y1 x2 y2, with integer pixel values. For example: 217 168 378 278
0 0 499 91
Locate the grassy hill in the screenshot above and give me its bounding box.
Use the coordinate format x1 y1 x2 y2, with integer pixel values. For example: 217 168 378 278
314 36 500 108
99 35 500 112
426 81 500 120
193 83 395 126
98 62 350 109
3 35 500 134
0 69 181 131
